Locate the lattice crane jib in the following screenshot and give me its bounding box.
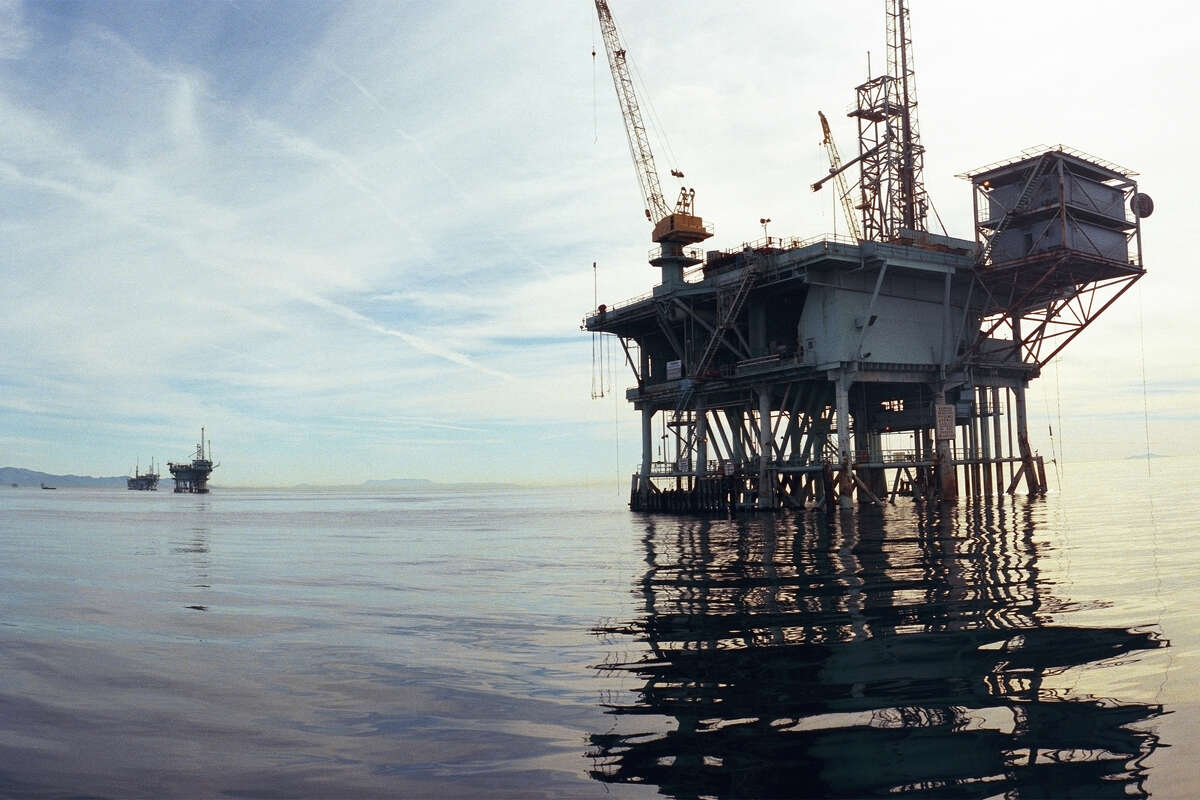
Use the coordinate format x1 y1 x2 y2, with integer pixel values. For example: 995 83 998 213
593 1 711 248
818 111 863 242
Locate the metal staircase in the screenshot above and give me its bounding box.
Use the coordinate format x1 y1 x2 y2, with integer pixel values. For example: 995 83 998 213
979 154 1048 265
670 251 763 431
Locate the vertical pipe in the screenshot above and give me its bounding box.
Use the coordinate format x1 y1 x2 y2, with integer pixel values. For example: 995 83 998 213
836 374 852 508
727 408 746 465
979 386 993 499
912 426 923 498
960 422 970 498
789 407 803 463
941 272 952 370
1006 386 1015 489
968 391 982 497
992 386 1004 494
696 403 708 478
758 386 775 509
640 405 653 495
972 174 981 255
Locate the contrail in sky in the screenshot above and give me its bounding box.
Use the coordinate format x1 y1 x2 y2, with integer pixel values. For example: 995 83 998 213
319 54 554 279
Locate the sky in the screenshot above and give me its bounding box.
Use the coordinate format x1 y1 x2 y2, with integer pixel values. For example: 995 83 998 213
0 0 1195 487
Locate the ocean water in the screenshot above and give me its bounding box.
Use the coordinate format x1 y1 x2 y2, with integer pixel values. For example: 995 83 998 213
0 458 1195 799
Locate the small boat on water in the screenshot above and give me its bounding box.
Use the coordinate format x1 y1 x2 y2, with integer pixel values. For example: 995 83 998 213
40 483 56 490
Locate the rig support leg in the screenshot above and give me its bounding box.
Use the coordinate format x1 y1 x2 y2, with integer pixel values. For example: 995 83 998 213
639 405 653 499
1013 383 1040 496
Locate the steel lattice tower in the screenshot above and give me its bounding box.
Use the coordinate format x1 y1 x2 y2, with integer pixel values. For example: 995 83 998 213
851 0 928 242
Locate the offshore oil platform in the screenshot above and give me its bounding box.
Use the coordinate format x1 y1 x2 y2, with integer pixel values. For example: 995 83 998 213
168 428 218 494
584 1 1150 512
126 458 160 491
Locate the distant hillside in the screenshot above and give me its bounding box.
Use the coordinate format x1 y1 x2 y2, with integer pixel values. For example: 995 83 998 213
361 478 436 489
0 467 128 488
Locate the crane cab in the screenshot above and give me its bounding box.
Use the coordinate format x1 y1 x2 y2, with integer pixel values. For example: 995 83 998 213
652 212 712 245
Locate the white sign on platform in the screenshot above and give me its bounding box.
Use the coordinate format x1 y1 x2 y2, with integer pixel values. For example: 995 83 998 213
934 403 956 441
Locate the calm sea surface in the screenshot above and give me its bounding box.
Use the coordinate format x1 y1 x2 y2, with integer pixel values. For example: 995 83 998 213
0 458 1196 798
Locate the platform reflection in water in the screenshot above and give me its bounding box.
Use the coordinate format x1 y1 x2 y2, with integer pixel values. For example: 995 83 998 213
588 502 1166 798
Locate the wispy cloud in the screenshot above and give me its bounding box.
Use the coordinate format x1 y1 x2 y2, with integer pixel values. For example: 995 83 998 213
0 1 1194 483
0 0 30 59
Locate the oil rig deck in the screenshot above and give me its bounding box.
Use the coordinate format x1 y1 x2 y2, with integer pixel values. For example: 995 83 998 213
168 428 217 494
126 458 160 491
584 2 1149 512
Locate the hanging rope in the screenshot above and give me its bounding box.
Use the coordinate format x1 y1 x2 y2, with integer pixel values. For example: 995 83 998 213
1053 357 1064 487
1037 359 1061 491
1137 281 1153 473
591 13 598 145
591 261 607 399
1135 272 1171 706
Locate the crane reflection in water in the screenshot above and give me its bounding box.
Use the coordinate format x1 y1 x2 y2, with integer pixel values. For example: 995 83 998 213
588 503 1166 798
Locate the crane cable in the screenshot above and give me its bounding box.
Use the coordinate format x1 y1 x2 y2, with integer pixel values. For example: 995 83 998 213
628 54 682 184
592 11 621 493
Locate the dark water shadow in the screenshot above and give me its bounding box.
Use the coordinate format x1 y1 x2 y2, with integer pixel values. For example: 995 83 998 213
171 525 212 608
588 502 1167 798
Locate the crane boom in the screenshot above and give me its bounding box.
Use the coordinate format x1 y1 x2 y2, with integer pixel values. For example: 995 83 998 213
817 111 863 242
594 0 669 223
594 1 711 249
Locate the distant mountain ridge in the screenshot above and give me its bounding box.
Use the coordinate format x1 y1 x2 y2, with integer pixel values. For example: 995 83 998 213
0 467 127 488
361 478 436 488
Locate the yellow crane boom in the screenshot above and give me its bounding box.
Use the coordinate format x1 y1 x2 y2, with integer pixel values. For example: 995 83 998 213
817 110 863 242
594 1 711 247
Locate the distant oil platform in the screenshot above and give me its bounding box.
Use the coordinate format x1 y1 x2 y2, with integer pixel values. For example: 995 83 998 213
168 428 218 494
585 1 1149 512
126 458 160 491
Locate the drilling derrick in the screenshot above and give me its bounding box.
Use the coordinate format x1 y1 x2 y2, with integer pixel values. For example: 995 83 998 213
582 3 1149 513
594 0 712 290
850 0 929 242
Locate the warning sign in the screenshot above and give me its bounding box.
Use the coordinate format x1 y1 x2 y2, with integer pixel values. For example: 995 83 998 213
934 403 956 441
